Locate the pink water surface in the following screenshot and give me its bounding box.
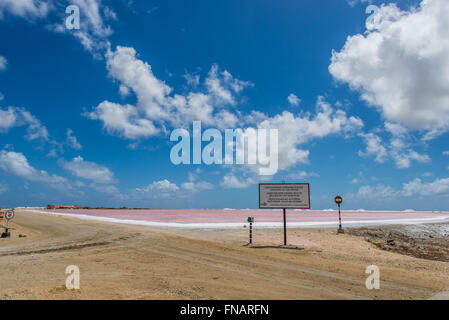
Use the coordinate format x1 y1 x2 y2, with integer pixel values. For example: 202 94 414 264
42 209 448 224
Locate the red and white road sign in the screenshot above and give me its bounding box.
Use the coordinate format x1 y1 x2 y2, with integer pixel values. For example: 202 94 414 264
5 210 14 220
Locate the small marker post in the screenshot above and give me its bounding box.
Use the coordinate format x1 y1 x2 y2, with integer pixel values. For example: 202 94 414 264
247 217 254 245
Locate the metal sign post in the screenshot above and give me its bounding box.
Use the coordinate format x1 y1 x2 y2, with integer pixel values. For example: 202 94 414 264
283 208 287 246
259 183 311 247
2 210 15 238
334 196 344 234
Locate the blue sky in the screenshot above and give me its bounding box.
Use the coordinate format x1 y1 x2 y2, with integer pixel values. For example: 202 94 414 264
1 0 449 210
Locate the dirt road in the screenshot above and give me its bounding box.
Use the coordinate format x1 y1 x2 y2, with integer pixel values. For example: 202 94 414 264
0 210 448 299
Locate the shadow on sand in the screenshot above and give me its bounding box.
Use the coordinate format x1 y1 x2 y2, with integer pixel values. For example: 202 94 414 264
243 244 304 251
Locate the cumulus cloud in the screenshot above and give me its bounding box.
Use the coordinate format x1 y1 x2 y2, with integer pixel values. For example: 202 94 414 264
68 0 114 55
87 46 252 139
287 93 301 106
180 181 214 192
0 0 114 56
351 184 399 200
358 122 430 168
351 176 449 200
258 96 363 170
330 0 449 139
358 132 388 163
183 73 200 87
137 178 214 198
66 128 82 150
0 107 17 132
220 174 256 189
59 155 126 197
346 0 373 7
60 156 114 184
0 106 49 141
402 177 449 197
0 150 71 191
287 171 319 179
0 0 51 20
86 46 366 179
86 101 159 139
137 179 179 193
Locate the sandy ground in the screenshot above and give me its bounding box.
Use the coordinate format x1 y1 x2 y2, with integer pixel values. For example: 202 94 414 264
0 210 448 300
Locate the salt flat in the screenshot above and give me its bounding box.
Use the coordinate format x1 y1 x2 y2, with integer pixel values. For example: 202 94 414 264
27 208 449 229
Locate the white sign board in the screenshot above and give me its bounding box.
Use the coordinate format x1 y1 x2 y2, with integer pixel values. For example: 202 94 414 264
259 183 310 209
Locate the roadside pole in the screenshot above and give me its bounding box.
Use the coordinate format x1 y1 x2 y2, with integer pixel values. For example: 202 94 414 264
335 196 344 234
2 210 15 238
283 208 287 246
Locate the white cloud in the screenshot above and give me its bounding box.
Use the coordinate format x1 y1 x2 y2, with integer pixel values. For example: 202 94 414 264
205 64 253 106
358 122 430 168
0 107 17 132
351 184 399 200
220 174 255 189
0 150 70 191
351 176 449 200
287 93 301 106
346 0 373 8
90 183 126 198
330 0 449 138
66 129 82 150
137 179 179 193
358 132 388 163
19 108 49 141
104 46 172 121
443 151 449 156
393 150 430 169
58 156 127 198
87 46 252 139
0 0 113 56
137 178 214 198
88 47 364 178
0 0 51 20
258 96 363 170
287 171 319 179
402 177 449 197
0 56 7 70
183 73 200 87
86 101 159 139
0 106 49 141
181 181 214 192
64 0 113 55
60 156 114 184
